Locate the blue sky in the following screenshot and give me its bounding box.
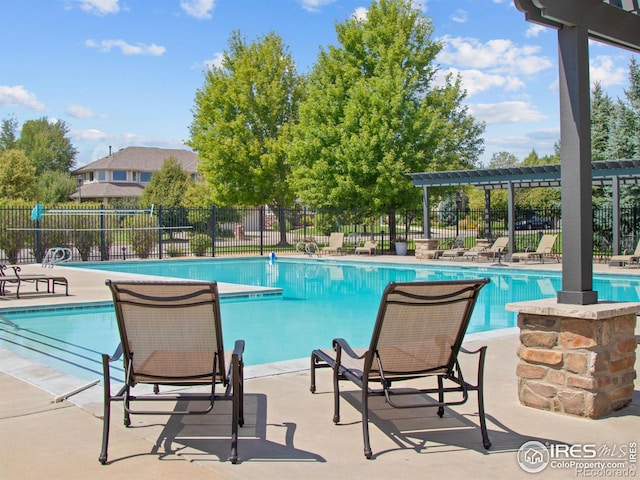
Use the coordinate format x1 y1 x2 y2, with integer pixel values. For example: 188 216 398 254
1 0 637 168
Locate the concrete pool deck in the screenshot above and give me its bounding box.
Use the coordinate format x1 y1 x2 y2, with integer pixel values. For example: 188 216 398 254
1 256 639 479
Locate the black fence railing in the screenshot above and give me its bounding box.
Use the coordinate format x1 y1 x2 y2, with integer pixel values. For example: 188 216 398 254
0 204 638 264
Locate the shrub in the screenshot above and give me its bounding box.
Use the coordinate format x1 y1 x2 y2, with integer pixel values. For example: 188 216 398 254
123 216 156 259
190 233 210 256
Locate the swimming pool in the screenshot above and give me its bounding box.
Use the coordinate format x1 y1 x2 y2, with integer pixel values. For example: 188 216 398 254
2 257 639 382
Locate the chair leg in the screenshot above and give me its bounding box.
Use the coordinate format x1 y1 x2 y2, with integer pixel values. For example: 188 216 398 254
229 356 242 464
361 387 372 459
99 354 111 464
437 376 445 418
123 387 131 427
477 347 491 449
310 352 317 393
332 364 340 424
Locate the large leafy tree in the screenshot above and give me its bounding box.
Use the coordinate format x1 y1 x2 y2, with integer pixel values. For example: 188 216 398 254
140 157 189 208
0 117 19 152
17 117 77 174
0 149 37 201
291 0 484 235
188 31 304 245
37 170 78 204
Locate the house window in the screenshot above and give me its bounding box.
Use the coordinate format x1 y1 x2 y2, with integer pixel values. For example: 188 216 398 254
88 172 94 181
97 171 106 181
132 172 137 182
112 170 127 181
140 172 152 182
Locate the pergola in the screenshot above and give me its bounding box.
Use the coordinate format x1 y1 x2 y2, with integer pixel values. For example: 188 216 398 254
408 158 640 266
412 0 640 306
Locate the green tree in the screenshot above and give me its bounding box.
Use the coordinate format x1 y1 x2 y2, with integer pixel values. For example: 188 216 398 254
591 83 615 161
140 157 190 241
291 0 484 238
37 170 77 204
0 116 19 152
189 31 304 245
140 156 189 208
488 151 518 168
0 149 37 201
17 117 77 174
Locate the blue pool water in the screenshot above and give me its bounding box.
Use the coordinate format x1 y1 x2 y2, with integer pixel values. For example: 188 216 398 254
1 257 639 382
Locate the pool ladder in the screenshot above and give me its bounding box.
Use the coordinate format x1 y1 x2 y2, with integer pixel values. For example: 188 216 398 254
42 247 73 267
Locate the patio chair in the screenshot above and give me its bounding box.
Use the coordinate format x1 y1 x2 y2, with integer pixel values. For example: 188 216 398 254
511 234 558 264
0 264 68 298
463 237 508 262
321 232 346 255
100 280 245 465
440 236 466 260
355 240 378 255
310 278 491 459
609 239 640 268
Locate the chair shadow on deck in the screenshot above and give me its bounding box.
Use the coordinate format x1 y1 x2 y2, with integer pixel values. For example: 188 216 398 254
153 392 326 464
334 388 598 460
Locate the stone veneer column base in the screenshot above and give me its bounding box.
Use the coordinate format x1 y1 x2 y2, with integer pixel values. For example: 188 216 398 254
506 299 639 419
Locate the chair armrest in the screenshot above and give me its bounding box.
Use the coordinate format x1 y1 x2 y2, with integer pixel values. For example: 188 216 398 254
106 343 123 362
460 345 486 356
232 339 245 360
332 338 366 360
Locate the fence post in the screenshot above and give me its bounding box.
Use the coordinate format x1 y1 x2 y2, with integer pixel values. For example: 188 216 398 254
210 205 216 257
99 206 106 261
157 205 163 260
259 205 265 256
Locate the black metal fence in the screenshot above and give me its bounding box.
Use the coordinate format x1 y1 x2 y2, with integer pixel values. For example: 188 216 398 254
0 204 638 264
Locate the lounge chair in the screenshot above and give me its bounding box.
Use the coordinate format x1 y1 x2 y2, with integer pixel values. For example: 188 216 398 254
511 234 558 264
463 237 508 262
440 237 466 260
310 279 491 459
321 232 346 255
99 280 245 465
355 240 378 255
609 239 640 268
344 232 362 253
0 264 68 298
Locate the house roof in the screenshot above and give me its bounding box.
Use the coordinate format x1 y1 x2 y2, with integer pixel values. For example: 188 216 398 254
69 182 145 199
74 147 199 173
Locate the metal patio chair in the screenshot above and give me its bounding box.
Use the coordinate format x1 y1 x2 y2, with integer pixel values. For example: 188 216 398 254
310 279 491 459
99 280 245 464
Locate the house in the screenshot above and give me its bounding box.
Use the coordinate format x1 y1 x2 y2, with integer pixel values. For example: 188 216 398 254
71 146 199 204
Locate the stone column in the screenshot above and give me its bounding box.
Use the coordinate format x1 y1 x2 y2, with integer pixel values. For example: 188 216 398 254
506 299 639 418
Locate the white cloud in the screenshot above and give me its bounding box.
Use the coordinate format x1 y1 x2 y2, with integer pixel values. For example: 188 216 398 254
410 0 427 12
438 36 553 76
352 7 368 21
204 52 224 69
439 68 525 96
66 104 106 119
526 24 546 38
85 39 166 56
77 0 119 15
180 0 215 20
469 101 547 125
71 128 110 142
298 0 337 13
451 9 468 24
590 55 627 88
0 85 46 111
